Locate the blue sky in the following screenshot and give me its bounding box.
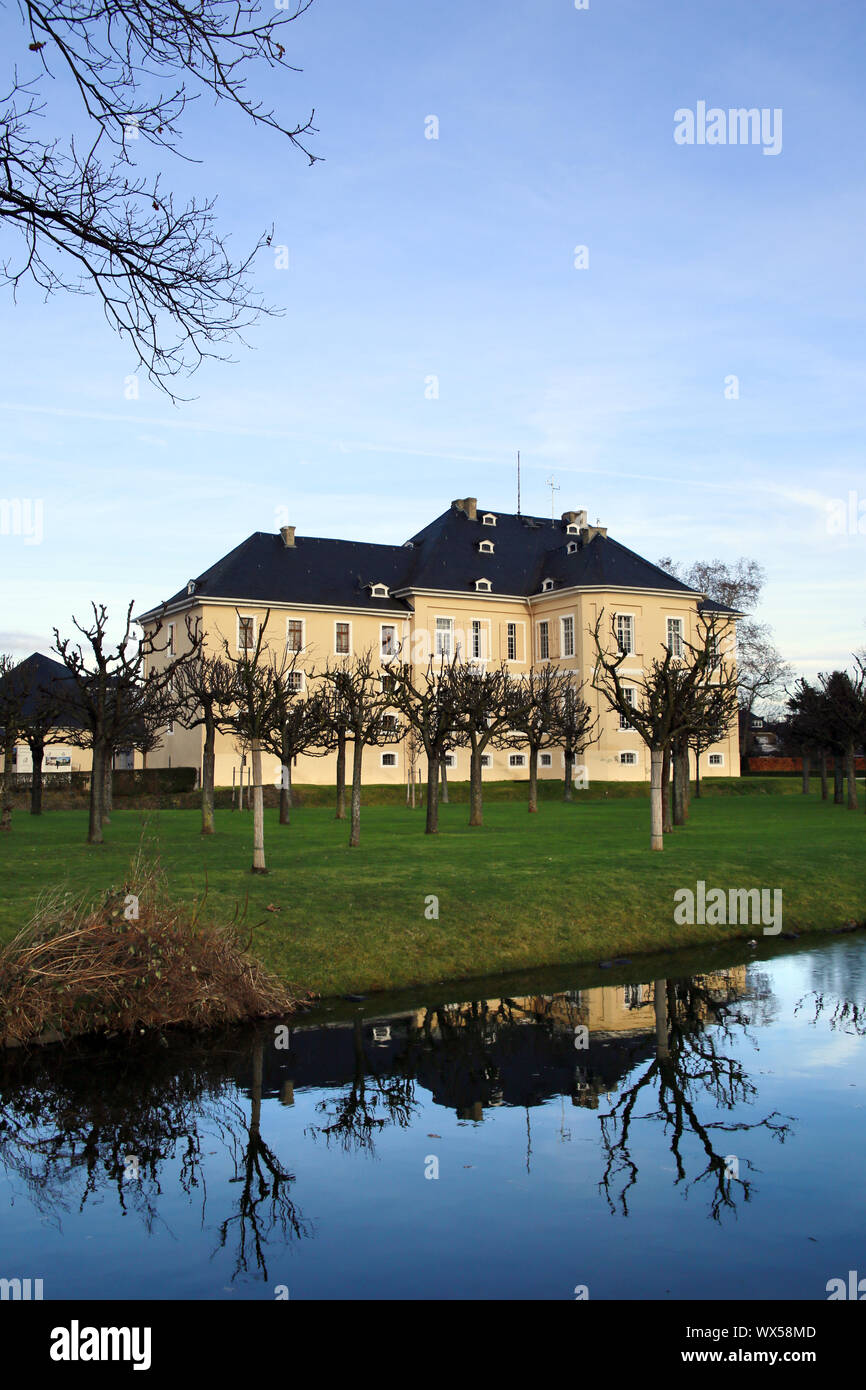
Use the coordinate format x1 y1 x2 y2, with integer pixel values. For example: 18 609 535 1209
1 0 864 681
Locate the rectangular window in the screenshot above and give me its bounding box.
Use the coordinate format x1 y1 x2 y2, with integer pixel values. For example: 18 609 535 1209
619 751 638 765
238 616 255 651
167 622 175 656
507 622 517 661
540 752 553 768
442 752 456 768
538 621 549 661
561 615 574 659
708 752 724 767
335 622 350 655
471 619 483 660
287 619 304 652
381 624 397 658
667 617 684 657
509 753 526 768
286 670 304 693
435 617 453 658
616 614 634 655
381 752 397 768
480 754 492 769
620 687 636 731
381 714 399 732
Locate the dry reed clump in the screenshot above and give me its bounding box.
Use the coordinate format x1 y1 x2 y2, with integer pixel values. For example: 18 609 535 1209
0 856 304 1047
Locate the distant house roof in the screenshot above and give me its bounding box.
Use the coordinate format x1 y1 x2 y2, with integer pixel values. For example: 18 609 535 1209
140 502 736 619
0 652 85 730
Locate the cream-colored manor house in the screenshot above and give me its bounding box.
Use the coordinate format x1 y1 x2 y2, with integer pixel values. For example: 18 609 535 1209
138 496 742 789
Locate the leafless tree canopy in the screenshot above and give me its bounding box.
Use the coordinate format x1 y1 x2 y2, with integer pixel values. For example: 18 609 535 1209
1 0 318 394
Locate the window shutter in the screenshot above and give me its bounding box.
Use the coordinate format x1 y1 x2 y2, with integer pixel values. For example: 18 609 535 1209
547 622 560 660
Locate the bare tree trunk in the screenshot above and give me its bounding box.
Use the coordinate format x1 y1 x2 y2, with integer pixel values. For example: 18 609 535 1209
88 739 105 844
425 754 440 835
528 746 538 813
250 739 267 873
819 748 828 801
279 756 292 826
101 753 113 823
201 717 216 834
440 756 449 803
563 749 574 802
833 757 844 804
0 732 15 832
693 745 702 798
662 746 672 832
349 737 363 847
335 731 346 820
801 753 810 795
672 743 688 826
29 738 44 815
469 742 484 827
846 741 858 810
650 747 664 851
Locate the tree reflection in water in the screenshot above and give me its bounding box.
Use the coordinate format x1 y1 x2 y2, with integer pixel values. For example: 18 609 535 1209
598 976 793 1221
0 1033 310 1280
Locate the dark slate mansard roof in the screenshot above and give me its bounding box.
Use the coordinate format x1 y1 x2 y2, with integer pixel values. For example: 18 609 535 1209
148 505 742 615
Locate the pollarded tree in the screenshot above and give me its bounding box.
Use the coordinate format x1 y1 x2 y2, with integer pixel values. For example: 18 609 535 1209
554 677 599 803
318 652 399 847
314 660 354 821
262 677 328 826
507 664 574 814
52 602 202 844
449 662 515 827
387 655 463 836
591 609 739 851
0 655 27 831
171 638 237 835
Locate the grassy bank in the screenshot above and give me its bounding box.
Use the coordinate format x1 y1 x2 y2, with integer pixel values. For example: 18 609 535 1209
0 791 862 998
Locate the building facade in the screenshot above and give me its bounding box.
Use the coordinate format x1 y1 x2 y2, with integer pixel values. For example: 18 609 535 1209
137 496 742 789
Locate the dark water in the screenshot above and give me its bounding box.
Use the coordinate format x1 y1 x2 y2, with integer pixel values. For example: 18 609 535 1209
1 934 864 1301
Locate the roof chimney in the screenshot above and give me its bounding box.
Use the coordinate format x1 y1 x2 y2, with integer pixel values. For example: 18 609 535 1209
451 496 478 521
280 525 296 548
562 509 588 527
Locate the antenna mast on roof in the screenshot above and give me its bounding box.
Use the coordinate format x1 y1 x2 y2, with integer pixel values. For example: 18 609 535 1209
516 450 521 516
545 475 560 525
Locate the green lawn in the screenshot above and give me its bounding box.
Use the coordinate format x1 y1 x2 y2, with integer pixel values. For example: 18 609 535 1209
0 790 862 997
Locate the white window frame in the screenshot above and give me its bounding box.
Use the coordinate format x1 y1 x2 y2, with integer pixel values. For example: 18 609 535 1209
334 620 352 657
666 616 685 658
286 616 305 653
506 621 518 662
380 750 399 768
708 752 724 767
370 582 390 598
616 612 635 656
538 620 550 661
482 513 497 526
619 686 636 731
619 751 638 765
435 616 454 659
541 579 555 593
380 623 398 660
567 541 578 554
442 752 457 768
561 613 575 659
539 752 553 768
285 669 305 694
480 753 492 769
509 752 527 768
237 613 257 654
380 713 399 734
167 621 176 656
475 578 492 592
471 619 484 660
478 539 494 553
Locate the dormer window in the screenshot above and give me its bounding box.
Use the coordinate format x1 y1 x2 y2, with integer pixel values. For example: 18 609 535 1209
541 579 555 592
186 579 196 595
475 578 493 592
369 582 390 599
478 539 494 554
566 541 578 554
566 523 580 534
481 513 497 526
